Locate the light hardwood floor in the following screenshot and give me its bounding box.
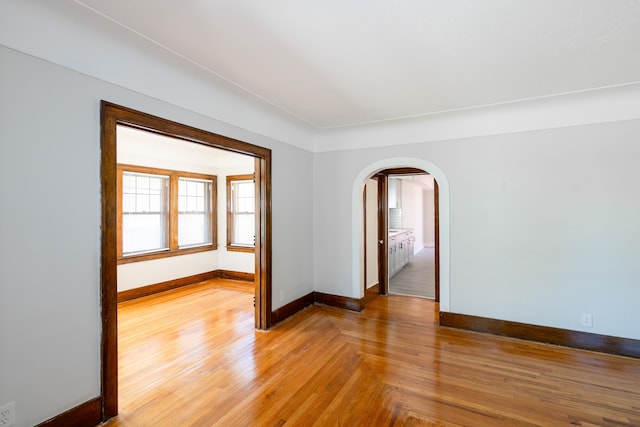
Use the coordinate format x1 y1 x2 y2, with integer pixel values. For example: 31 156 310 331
103 279 640 426
389 247 436 299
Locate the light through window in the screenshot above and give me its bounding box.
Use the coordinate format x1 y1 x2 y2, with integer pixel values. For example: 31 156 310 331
227 175 255 251
178 178 213 247
117 164 217 262
122 172 169 255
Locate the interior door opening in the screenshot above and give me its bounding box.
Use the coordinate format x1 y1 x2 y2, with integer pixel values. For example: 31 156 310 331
387 172 437 300
362 168 440 304
115 124 257 415
100 102 272 421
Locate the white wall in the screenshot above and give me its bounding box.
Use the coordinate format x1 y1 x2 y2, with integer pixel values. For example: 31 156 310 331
314 118 640 342
400 179 425 253
0 45 313 427
423 186 435 248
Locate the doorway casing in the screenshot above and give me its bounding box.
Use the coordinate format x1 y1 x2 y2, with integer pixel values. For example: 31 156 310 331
100 102 272 420
353 158 450 311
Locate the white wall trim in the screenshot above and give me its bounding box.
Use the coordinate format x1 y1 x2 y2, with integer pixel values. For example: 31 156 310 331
316 82 640 153
352 158 450 311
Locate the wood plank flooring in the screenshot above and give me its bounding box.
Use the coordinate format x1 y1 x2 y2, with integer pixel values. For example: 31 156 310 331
103 279 640 426
390 247 436 299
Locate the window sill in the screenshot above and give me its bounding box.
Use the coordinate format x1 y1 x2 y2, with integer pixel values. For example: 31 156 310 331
118 244 218 264
226 244 255 253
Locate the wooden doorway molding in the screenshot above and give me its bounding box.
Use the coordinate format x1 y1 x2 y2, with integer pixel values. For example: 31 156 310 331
100 102 272 420
373 168 439 300
352 158 450 310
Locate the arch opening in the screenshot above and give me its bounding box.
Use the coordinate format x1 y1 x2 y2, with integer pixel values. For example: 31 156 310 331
352 158 450 312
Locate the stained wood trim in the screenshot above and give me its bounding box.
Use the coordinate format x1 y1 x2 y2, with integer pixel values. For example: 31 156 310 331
377 176 389 295
381 167 428 176
217 270 255 282
117 271 218 302
434 179 440 303
439 312 640 359
117 270 254 302
255 156 272 329
101 101 272 422
314 291 364 312
117 244 217 264
100 103 119 419
274 289 380 324
363 284 380 305
271 292 315 324
227 245 255 253
106 104 271 158
36 397 101 427
169 169 179 251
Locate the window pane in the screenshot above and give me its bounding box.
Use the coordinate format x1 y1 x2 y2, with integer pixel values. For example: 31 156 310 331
237 181 253 197
122 194 135 213
122 213 167 254
137 194 150 211
123 175 136 193
234 214 255 245
178 213 211 247
178 178 212 247
138 176 149 192
149 195 161 212
187 180 196 195
149 177 161 193
121 171 169 255
229 178 255 246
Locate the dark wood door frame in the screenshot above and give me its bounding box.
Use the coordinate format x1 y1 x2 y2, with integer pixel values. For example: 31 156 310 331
100 102 272 421
377 175 389 295
434 180 440 302
375 168 440 301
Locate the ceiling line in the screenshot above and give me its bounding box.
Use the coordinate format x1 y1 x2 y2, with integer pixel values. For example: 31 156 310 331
317 80 640 131
73 0 322 129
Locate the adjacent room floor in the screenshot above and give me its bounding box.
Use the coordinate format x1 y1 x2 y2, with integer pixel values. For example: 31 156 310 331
389 247 436 299
105 279 640 426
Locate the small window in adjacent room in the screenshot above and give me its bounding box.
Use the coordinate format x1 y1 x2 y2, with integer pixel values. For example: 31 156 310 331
178 177 213 248
121 171 169 255
117 164 217 263
227 174 255 252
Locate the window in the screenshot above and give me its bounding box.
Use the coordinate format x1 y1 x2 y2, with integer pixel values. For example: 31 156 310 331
117 164 217 263
227 174 255 252
178 178 213 247
121 172 169 255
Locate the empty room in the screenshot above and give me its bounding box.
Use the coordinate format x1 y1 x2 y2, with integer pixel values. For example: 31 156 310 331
1 1 640 426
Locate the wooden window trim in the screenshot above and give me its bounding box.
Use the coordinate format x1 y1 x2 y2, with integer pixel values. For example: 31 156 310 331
117 163 218 264
226 174 255 253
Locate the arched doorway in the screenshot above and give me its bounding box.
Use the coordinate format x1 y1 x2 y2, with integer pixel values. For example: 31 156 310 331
352 158 450 313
